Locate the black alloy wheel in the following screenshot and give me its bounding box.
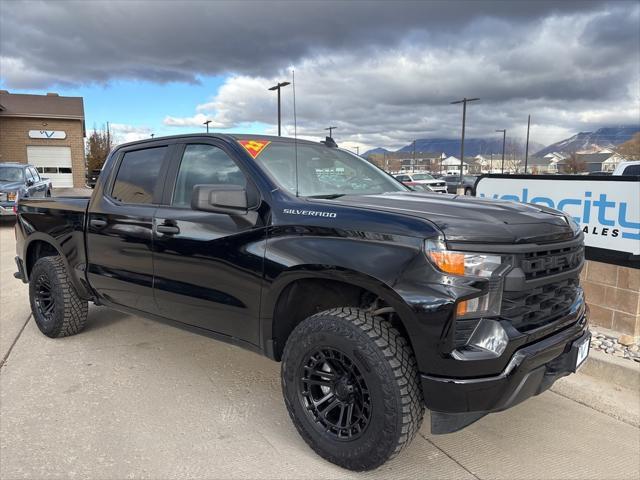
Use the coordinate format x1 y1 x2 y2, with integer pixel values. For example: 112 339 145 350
299 348 371 440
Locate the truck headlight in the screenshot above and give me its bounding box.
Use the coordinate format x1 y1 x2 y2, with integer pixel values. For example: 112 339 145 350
425 239 509 319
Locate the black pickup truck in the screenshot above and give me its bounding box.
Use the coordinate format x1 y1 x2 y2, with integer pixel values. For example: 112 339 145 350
14 134 589 471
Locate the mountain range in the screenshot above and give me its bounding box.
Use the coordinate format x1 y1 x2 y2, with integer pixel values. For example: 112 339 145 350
363 125 640 158
533 126 640 157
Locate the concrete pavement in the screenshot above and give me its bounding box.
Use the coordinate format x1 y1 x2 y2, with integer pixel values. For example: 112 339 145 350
1 221 639 479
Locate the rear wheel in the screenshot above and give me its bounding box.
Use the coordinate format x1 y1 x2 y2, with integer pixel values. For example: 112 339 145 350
281 307 424 471
29 256 88 338
464 187 473 196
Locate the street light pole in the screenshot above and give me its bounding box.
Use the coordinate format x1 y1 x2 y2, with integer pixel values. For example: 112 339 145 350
496 129 507 173
268 81 291 136
325 126 337 138
451 97 479 190
203 119 211 133
524 115 531 173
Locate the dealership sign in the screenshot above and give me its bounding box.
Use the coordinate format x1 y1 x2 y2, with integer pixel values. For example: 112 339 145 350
28 130 66 139
476 176 640 258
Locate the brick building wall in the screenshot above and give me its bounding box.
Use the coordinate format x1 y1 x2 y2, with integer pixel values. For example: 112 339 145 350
0 117 86 188
581 260 640 336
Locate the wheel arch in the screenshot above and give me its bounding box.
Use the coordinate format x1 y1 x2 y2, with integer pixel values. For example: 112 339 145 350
262 267 419 361
23 234 92 299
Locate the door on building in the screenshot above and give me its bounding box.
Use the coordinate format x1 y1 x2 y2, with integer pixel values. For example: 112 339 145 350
26 146 74 188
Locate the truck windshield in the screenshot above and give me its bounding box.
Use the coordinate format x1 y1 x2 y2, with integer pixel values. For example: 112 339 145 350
0 167 24 182
254 142 407 197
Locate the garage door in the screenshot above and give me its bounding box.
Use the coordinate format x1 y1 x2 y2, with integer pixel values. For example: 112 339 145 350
27 146 74 188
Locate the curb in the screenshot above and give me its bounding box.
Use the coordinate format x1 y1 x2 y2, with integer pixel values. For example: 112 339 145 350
579 348 639 390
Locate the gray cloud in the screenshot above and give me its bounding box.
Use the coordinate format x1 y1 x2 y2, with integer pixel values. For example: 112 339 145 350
1 0 637 149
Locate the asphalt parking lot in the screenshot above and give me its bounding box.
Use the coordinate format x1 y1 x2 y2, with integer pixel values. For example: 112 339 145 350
1 220 639 480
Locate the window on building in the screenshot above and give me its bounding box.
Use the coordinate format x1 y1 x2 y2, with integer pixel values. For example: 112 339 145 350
111 147 167 204
172 144 247 208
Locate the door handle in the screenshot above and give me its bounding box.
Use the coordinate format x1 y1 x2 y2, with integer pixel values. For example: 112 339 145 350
157 224 180 235
90 219 107 228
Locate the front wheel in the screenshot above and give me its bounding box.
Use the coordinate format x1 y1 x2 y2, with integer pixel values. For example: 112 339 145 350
281 308 424 471
29 256 88 338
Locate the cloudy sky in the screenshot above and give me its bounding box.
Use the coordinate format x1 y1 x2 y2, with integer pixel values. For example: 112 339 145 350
1 0 638 152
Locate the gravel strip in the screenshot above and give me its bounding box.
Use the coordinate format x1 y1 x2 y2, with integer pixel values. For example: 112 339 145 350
590 328 640 363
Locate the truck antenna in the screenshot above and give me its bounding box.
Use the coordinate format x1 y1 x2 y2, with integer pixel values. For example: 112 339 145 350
292 69 299 197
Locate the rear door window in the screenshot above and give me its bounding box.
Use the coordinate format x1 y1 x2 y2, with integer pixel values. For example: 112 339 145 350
111 147 168 204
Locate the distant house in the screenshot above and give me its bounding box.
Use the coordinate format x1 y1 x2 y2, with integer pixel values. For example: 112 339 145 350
398 152 446 172
526 156 559 174
557 151 625 173
440 156 469 174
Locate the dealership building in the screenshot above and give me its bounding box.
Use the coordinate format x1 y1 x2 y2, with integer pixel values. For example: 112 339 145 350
0 90 86 188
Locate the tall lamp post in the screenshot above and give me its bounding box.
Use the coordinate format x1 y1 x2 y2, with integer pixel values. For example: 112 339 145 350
325 126 337 138
524 115 531 173
496 129 507 173
451 97 479 191
203 119 211 133
268 81 291 136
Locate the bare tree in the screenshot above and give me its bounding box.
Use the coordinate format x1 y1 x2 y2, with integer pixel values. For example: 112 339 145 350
616 132 640 160
86 124 114 173
563 151 586 174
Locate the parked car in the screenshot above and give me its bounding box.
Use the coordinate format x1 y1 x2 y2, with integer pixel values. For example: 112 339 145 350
86 169 101 189
0 163 52 217
394 172 447 193
441 174 478 195
14 134 589 471
587 171 612 176
612 160 640 176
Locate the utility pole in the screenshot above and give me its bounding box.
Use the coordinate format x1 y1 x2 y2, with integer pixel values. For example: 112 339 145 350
451 97 479 190
496 129 507 173
203 119 211 133
412 140 416 172
325 126 337 138
268 81 291 136
355 146 360 155
524 115 531 173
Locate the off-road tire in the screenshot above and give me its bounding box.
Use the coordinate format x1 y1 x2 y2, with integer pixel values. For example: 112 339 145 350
281 307 424 471
29 256 88 338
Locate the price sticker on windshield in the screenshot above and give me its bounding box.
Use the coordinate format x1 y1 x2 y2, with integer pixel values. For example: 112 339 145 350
238 140 271 159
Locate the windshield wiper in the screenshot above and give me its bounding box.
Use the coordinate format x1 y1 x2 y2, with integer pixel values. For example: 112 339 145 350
307 194 346 199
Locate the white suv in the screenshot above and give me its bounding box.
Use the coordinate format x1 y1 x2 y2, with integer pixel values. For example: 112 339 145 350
395 172 448 193
612 160 640 176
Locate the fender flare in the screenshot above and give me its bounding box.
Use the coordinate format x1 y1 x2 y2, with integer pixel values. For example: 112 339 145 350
260 265 420 355
22 233 92 300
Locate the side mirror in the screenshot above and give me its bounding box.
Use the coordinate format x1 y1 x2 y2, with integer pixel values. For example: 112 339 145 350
26 179 34 186
191 184 248 215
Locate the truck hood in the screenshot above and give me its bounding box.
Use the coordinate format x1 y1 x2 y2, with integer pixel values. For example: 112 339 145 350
0 181 22 191
330 192 575 244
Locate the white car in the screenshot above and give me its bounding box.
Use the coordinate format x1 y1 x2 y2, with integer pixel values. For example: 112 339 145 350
612 160 640 176
395 172 448 193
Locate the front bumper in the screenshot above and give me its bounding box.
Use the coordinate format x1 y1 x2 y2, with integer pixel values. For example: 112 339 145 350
422 308 589 433
0 203 15 216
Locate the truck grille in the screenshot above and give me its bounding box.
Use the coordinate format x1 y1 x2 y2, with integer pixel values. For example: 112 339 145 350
520 244 583 280
501 276 579 332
